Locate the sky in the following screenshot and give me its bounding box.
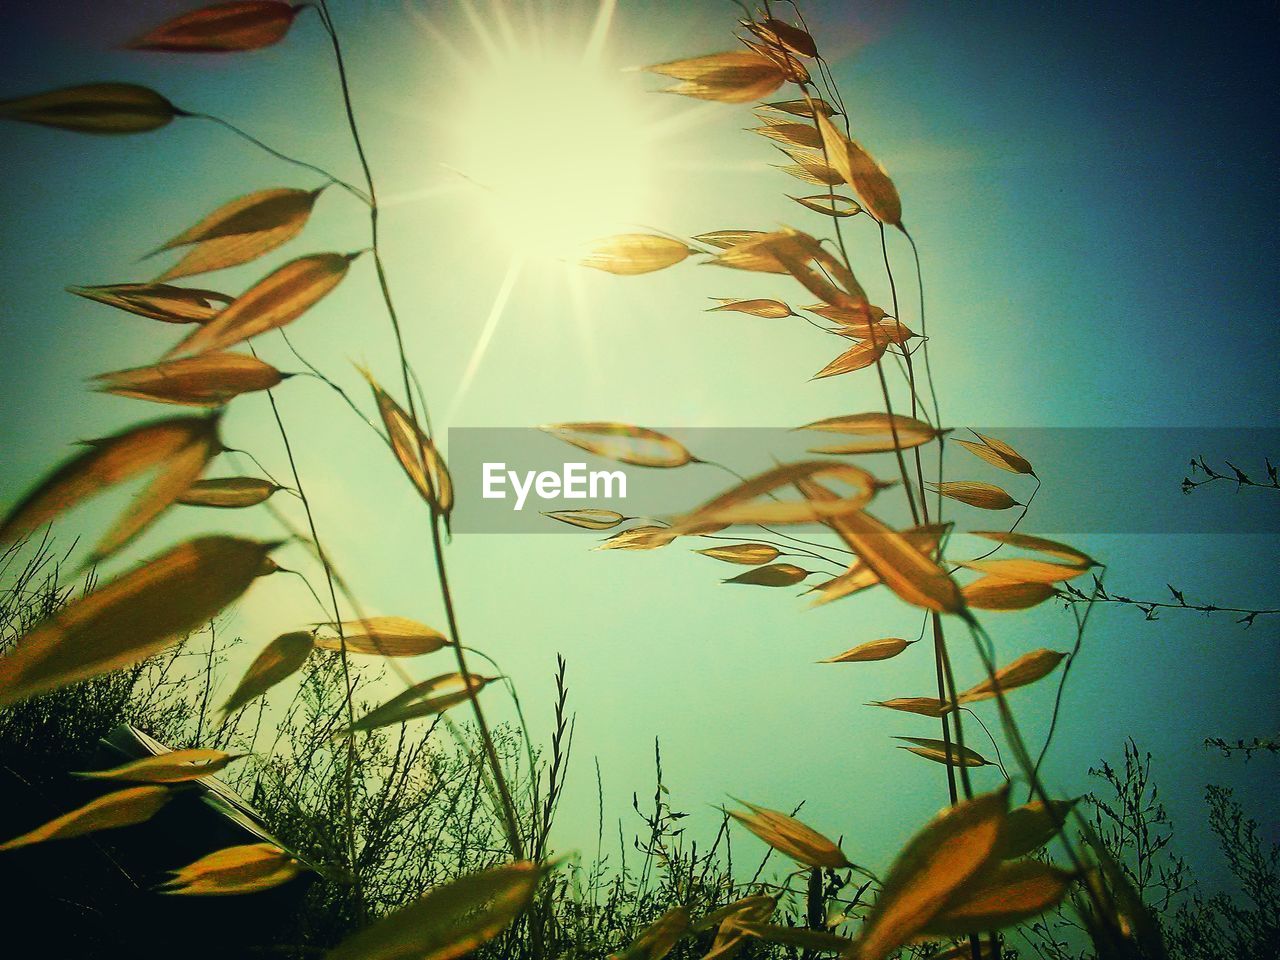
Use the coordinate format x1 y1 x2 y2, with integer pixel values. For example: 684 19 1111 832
0 0 1277 900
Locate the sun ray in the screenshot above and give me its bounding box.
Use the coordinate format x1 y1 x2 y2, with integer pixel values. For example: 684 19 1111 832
405 3 473 74
457 0 505 64
565 265 603 394
444 256 525 424
378 179 468 211
581 0 616 65
488 0 522 55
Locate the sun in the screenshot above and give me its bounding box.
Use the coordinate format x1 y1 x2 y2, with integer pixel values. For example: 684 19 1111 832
404 0 700 418
445 27 659 261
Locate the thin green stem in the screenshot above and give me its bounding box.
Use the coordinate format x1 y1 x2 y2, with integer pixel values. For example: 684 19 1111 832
189 113 369 204
316 0 524 859
251 344 366 920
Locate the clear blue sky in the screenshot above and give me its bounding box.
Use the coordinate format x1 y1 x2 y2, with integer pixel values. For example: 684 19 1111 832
1 0 1275 894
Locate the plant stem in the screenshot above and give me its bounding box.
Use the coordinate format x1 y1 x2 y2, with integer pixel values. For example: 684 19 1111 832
315 0 524 860
252 345 366 920
190 113 369 203
797 71 971 812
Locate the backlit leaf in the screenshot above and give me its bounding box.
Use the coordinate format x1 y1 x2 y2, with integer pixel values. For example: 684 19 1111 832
723 563 809 587
736 923 852 952
809 524 949 608
159 842 304 895
74 748 239 783
694 230 765 249
0 83 177 134
339 673 492 735
0 536 273 707
645 50 771 81
702 896 778 959
728 801 851 869
0 415 220 561
954 433 1035 476
963 577 1055 611
849 787 1009 960
819 637 914 663
155 187 322 281
645 50 785 103
130 2 300 53
759 98 837 118
733 230 869 314
868 697 948 717
926 481 1020 510
610 906 690 960
746 19 818 58
804 301 887 328
327 861 540 960
800 412 942 454
581 234 692 275
742 39 810 83
969 531 1093 567
752 122 822 149
923 860 1073 936
167 253 354 357
808 565 878 605
815 112 903 229
705 234 791 273
955 649 1067 706
542 508 627 530
597 525 678 550
696 543 781 565
0 785 170 852
671 460 880 534
220 630 314 716
807 494 962 613
897 737 991 768
96 426 221 563
960 558 1088 583
836 317 917 345
362 369 452 516
179 476 280 508
541 422 692 468
682 495 878 532
70 282 230 323
814 339 888 379
708 297 795 319
94 353 285 407
973 431 1034 473
314 617 450 657
694 895 777 933
790 193 862 217
775 157 844 186
997 799 1079 860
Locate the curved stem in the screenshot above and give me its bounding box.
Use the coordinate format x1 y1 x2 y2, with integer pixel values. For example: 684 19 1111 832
961 706 1010 780
695 457 855 557
316 0 523 859
189 113 369 204
797 72 972 812
250 344 366 920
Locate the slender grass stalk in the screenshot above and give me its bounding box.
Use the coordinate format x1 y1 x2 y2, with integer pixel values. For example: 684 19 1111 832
251 343 367 920
794 64 972 812
191 112 370 203
314 0 525 860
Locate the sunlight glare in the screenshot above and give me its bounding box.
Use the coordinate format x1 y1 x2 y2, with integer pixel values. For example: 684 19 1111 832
449 49 658 262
